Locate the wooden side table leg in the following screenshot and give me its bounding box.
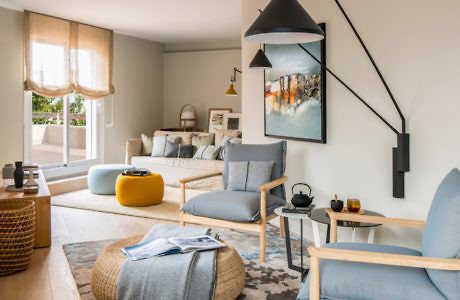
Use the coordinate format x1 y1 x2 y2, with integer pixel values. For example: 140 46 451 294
368 227 376 244
312 220 321 247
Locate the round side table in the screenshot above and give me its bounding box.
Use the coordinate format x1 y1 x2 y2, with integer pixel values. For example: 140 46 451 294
274 207 313 282
310 208 385 245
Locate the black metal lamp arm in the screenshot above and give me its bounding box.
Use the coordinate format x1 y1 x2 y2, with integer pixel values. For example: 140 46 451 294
334 0 406 134
296 0 409 198
231 68 242 82
297 44 399 135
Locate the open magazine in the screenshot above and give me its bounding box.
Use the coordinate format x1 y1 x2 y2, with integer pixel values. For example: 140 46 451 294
121 236 226 261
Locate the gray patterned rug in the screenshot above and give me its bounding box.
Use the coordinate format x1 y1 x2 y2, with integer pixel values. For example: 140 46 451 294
63 225 312 300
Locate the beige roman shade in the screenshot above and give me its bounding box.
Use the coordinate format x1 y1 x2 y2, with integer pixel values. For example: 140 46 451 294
24 11 114 99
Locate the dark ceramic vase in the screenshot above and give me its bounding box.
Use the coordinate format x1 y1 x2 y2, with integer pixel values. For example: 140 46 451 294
330 200 344 212
14 161 24 188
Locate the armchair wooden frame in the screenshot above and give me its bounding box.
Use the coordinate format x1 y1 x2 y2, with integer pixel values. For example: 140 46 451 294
308 208 460 300
179 171 288 262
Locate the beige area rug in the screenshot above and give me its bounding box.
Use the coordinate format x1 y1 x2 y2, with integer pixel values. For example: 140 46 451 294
52 187 207 221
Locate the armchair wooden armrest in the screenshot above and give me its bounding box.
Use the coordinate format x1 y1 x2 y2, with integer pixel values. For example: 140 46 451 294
309 246 460 270
308 246 460 300
325 208 425 243
259 176 288 192
179 171 223 184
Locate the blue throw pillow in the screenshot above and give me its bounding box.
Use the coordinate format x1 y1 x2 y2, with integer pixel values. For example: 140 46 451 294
226 161 274 193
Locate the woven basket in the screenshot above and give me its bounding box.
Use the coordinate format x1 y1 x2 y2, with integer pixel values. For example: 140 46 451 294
0 199 35 276
91 235 246 300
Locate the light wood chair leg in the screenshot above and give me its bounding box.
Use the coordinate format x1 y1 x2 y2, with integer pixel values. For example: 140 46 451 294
259 225 266 263
309 255 320 300
259 190 267 263
179 183 185 227
279 216 286 238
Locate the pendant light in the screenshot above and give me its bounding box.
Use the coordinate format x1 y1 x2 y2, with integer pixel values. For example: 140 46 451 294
244 0 324 44
249 46 272 69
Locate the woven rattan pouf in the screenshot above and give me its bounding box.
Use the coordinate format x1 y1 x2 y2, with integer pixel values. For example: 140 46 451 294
91 235 246 300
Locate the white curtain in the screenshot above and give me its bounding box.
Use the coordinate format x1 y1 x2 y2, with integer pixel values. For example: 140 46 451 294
24 11 114 99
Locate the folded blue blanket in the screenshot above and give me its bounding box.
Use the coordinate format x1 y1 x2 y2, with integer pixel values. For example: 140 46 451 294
117 224 216 300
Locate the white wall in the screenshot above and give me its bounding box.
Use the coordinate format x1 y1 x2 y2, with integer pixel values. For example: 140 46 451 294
105 34 163 163
163 49 241 130
0 7 164 167
0 7 24 167
242 0 460 249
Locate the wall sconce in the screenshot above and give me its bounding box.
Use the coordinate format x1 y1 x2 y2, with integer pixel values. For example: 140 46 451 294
245 0 409 198
224 67 242 96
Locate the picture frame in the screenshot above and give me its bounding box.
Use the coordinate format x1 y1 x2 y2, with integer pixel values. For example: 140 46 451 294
264 23 327 143
208 108 232 133
223 113 242 131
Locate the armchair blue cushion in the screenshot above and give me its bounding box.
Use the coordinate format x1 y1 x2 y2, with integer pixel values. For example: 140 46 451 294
298 243 445 300
223 141 287 199
422 168 460 299
181 190 285 222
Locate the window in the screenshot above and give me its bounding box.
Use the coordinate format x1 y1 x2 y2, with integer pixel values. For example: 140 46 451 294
25 92 102 176
23 12 113 178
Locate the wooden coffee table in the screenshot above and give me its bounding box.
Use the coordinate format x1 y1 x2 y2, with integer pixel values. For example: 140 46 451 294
0 170 51 248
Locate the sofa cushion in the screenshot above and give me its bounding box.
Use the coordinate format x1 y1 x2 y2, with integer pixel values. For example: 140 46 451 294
181 190 285 222
140 134 153 155
164 141 179 158
214 129 241 146
178 144 194 158
422 168 460 299
193 145 220 160
154 131 193 145
192 133 215 147
298 243 444 300
152 136 181 157
223 141 287 200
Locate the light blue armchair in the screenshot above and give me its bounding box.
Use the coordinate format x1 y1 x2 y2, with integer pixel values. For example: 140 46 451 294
299 168 460 300
179 141 288 262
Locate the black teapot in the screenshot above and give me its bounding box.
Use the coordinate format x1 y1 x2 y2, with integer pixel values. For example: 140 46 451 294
291 183 314 208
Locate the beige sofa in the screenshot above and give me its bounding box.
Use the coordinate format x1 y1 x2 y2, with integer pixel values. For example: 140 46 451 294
125 130 241 190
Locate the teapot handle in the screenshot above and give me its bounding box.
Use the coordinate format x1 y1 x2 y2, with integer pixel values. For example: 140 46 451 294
291 183 312 196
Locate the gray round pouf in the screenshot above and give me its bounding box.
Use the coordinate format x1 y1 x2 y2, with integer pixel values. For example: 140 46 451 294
88 164 133 195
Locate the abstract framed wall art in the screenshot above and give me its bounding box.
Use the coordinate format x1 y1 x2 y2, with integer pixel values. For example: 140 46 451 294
264 23 326 143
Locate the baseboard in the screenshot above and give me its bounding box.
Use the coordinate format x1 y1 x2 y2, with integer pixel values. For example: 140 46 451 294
48 175 88 196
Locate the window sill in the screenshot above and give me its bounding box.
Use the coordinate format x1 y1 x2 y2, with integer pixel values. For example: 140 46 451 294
43 160 99 181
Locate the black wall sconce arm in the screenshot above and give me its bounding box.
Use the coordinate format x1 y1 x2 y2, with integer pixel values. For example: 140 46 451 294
296 0 409 198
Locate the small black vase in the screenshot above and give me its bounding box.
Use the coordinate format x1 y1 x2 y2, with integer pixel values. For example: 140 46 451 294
14 161 24 188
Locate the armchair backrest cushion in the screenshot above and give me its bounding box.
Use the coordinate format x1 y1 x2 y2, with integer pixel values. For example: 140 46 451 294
422 168 460 299
223 141 287 199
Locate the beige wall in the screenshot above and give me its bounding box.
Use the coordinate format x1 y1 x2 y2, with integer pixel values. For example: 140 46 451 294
0 7 164 166
242 0 460 249
104 34 163 163
0 7 24 167
163 49 241 130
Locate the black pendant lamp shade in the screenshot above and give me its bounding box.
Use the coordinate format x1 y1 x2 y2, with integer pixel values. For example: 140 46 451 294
249 48 272 69
244 0 324 44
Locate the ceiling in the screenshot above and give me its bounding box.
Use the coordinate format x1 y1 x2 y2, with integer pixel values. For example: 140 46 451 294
0 0 242 44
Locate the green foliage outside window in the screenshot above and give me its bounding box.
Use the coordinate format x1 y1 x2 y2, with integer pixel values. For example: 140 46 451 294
32 93 86 126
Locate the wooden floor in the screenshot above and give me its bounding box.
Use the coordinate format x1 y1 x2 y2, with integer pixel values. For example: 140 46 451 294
0 205 175 300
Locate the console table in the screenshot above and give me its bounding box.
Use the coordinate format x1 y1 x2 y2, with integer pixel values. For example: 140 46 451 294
0 170 51 248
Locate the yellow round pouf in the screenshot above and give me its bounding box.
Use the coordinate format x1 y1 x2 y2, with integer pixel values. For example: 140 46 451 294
115 173 164 206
